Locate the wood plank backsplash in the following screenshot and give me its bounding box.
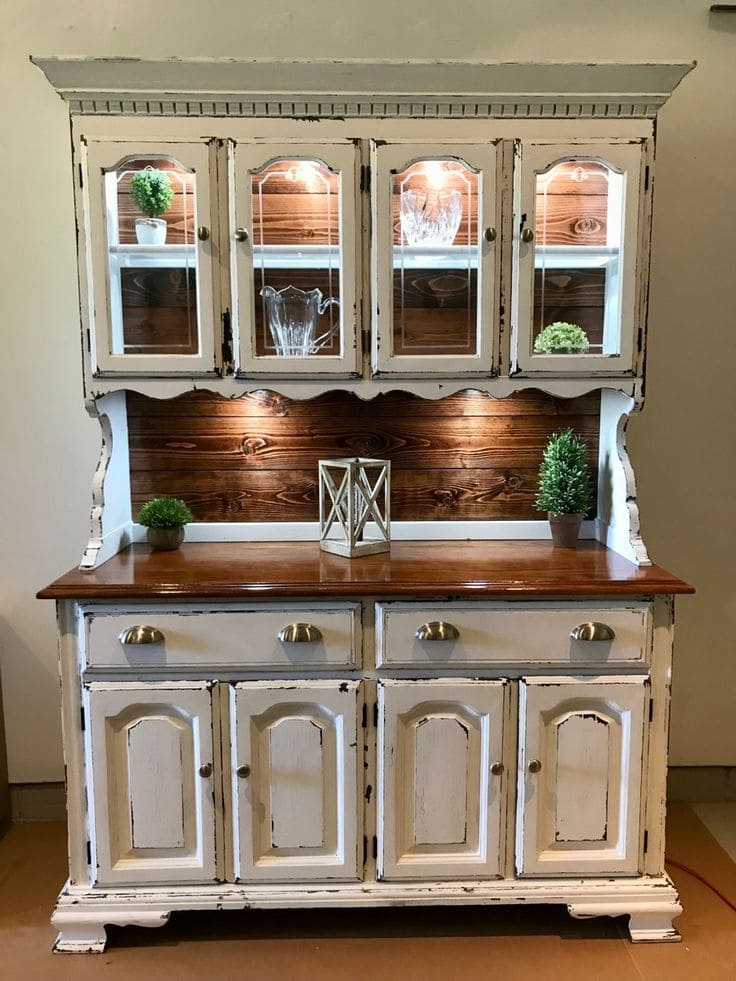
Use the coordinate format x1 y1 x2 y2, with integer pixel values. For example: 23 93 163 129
127 389 600 523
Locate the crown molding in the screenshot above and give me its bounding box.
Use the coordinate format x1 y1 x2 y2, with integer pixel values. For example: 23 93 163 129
31 58 695 120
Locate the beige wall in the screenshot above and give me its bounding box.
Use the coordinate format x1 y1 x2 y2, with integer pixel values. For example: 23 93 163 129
0 1 733 779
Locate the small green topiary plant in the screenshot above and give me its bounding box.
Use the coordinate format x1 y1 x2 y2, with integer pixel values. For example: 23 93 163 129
129 167 175 219
535 429 593 517
534 322 590 355
138 497 193 528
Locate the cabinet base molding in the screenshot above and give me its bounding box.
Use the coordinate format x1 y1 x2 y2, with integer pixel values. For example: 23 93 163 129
51 875 681 952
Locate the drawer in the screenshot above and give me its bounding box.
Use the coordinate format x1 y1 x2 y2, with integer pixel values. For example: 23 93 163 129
376 601 651 668
84 603 360 670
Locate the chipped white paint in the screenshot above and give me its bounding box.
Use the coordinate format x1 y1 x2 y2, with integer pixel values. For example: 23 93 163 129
230 680 360 882
517 675 647 876
378 679 507 880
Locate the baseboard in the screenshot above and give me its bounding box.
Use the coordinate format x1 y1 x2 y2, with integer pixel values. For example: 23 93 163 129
667 766 736 802
7 769 736 823
10 782 66 822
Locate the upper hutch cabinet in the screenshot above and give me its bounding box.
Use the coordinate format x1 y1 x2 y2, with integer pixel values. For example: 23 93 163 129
371 142 499 375
232 142 360 376
513 141 644 375
82 140 219 376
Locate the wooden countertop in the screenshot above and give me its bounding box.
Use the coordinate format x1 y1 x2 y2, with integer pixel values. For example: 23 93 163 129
37 541 694 601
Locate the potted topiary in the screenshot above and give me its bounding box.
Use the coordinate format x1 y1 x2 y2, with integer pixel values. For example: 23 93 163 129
535 429 594 548
129 166 175 245
533 321 590 355
138 496 193 551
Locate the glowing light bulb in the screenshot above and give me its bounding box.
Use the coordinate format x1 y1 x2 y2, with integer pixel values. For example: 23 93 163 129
423 161 449 189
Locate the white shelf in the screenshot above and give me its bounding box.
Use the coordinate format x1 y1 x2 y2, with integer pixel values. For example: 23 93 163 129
108 244 197 270
534 246 620 271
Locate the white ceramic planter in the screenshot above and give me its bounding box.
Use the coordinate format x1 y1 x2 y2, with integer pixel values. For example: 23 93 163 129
135 218 167 245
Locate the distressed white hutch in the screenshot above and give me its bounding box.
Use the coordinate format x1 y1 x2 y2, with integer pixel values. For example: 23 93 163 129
35 59 693 952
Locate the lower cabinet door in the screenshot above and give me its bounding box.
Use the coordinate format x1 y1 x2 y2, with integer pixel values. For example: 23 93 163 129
378 680 508 880
85 682 217 886
516 675 648 876
230 680 360 882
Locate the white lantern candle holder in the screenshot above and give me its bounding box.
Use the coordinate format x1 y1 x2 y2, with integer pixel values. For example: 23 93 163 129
318 457 391 558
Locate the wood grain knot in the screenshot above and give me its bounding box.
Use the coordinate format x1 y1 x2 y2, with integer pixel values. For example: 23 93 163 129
242 436 267 456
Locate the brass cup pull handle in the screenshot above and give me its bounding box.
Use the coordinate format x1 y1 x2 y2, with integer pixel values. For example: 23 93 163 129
484 226 497 242
236 764 251 779
278 623 323 644
415 621 460 642
570 622 616 642
234 227 249 242
119 625 165 646
520 227 534 243
199 763 213 778
527 759 542 774
197 225 210 241
490 761 504 776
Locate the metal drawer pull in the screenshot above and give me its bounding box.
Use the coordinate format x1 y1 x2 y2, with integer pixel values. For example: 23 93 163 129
236 764 251 779
197 225 210 241
570 622 616 642
527 759 542 774
234 227 249 242
118 625 165 646
199 763 213 778
490 761 504 776
415 621 460 642
278 623 323 644
484 226 497 242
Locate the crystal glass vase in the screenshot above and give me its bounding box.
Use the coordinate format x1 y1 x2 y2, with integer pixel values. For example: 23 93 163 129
260 285 339 357
400 188 462 246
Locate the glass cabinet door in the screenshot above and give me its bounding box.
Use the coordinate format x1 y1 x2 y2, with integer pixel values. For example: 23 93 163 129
233 142 359 375
84 141 218 375
372 143 498 375
513 142 644 374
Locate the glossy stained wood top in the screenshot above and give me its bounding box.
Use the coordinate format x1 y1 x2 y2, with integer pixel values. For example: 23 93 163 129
37 541 694 601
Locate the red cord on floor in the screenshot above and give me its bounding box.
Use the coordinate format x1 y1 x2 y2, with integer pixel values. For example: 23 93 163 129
666 858 736 913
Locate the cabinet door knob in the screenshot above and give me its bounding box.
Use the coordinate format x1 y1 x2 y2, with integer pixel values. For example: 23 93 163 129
484 226 497 242
199 763 213 778
520 227 534 243
234 227 249 242
527 759 542 774
570 622 616 642
490 761 504 776
415 621 460 642
197 225 210 241
236 764 251 779
118 625 164 646
278 623 323 643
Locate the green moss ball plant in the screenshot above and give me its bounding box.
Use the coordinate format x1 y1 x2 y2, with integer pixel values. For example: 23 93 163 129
138 497 194 551
533 322 590 355
129 167 175 219
535 429 594 548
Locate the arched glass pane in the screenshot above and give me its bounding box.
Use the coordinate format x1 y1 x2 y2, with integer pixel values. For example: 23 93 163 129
391 159 480 357
251 158 341 358
103 156 200 356
533 159 625 357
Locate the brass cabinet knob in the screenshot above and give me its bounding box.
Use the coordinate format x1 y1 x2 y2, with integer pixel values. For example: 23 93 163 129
570 622 616 642
278 623 323 643
415 621 460 642
490 761 504 776
520 228 534 243
199 763 213 778
197 225 210 241
527 759 542 774
118 625 164 645
484 226 497 242
236 764 251 779
234 227 249 242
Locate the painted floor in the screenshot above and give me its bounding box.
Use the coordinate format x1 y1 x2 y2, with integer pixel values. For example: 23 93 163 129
0 803 734 980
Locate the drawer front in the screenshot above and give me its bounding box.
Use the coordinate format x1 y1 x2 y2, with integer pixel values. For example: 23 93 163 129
376 602 650 668
85 604 360 670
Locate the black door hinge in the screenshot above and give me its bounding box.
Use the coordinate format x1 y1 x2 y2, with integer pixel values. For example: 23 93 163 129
361 702 368 729
373 702 379 728
80 706 86 732
86 840 92 866
649 699 654 722
372 835 378 860
86 328 91 354
360 164 371 194
644 165 650 193
221 308 233 372
643 830 649 853
78 163 84 189
363 834 368 866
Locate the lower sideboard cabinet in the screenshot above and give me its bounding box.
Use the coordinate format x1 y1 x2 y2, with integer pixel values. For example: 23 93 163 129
52 595 683 951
